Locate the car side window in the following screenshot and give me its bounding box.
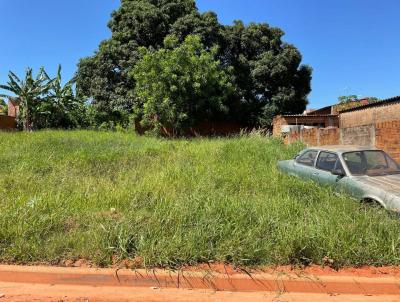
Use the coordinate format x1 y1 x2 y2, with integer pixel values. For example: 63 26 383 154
316 152 339 172
296 150 318 167
386 154 400 170
365 151 387 168
334 159 345 173
343 152 364 174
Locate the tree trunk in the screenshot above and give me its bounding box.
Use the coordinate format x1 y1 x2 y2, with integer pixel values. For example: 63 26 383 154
24 108 31 131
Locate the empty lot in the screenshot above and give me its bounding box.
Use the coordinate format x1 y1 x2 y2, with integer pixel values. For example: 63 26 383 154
1 130 400 268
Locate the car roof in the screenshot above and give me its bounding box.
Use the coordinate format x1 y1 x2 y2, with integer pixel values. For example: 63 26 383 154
306 145 380 153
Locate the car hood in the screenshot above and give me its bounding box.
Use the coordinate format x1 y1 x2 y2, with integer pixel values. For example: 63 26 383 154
356 174 400 195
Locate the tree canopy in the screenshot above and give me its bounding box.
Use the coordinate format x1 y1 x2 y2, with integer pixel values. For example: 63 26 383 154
338 95 358 104
132 35 233 135
221 21 312 125
76 0 312 128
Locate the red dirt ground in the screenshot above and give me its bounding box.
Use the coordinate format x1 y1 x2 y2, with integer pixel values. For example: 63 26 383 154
6 260 400 278
1 282 399 302
178 262 400 278
0 264 400 301
51 259 400 278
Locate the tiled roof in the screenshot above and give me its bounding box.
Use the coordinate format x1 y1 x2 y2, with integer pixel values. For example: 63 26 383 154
340 96 400 113
281 114 338 117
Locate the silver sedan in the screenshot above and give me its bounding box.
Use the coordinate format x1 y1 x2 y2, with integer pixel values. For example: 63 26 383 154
278 146 400 211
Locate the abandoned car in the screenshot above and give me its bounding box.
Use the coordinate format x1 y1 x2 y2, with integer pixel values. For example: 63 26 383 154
278 146 400 211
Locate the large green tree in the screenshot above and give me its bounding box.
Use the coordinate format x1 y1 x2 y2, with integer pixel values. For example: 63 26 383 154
76 0 199 115
132 35 233 136
221 21 312 125
76 0 312 127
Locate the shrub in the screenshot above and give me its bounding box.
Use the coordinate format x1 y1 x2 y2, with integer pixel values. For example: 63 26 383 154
131 35 234 136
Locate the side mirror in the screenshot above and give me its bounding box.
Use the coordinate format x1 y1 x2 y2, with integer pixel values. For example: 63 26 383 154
331 169 345 177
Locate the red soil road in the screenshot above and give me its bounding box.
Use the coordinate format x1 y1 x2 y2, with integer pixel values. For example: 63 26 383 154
1 282 400 302
0 265 400 301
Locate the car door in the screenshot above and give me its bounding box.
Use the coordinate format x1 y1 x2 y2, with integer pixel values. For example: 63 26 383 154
293 149 319 180
313 151 346 188
340 152 373 200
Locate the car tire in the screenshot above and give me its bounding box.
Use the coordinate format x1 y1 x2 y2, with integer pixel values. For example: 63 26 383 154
362 198 383 208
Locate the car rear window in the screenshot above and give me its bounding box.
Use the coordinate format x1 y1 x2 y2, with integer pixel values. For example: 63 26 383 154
343 150 400 176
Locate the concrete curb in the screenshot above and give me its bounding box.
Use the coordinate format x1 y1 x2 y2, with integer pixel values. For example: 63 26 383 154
0 265 399 295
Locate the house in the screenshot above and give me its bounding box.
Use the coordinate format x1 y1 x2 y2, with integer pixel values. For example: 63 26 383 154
272 98 376 137
339 96 400 160
272 114 338 137
274 96 400 161
0 98 19 130
7 98 20 118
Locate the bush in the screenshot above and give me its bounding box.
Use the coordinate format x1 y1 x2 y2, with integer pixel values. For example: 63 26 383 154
132 35 233 136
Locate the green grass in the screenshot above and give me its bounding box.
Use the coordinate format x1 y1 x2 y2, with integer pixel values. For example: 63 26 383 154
1 130 400 268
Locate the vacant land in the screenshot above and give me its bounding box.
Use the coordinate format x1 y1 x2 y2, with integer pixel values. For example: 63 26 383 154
0 130 400 268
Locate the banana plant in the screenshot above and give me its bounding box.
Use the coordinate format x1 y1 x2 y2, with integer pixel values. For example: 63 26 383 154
44 65 81 127
0 98 7 115
0 67 54 131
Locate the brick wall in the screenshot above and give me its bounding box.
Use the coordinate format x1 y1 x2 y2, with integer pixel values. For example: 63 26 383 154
284 127 340 146
284 131 299 144
320 128 340 146
7 99 19 118
340 110 374 128
272 116 284 136
340 125 375 146
375 120 400 162
373 103 400 123
301 128 319 146
338 102 400 160
282 101 400 163
0 116 16 130
272 115 339 136
135 120 245 137
186 121 244 137
340 102 400 128
284 122 400 164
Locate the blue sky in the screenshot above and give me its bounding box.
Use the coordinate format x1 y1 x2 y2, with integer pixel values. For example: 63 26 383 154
0 0 399 109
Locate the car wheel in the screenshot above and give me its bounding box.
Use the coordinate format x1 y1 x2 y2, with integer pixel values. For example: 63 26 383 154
362 198 383 208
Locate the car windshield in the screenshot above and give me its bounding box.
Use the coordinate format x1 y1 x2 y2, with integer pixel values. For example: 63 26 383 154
342 150 400 176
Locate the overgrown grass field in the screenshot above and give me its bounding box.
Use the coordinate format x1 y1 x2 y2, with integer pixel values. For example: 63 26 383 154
1 130 400 268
